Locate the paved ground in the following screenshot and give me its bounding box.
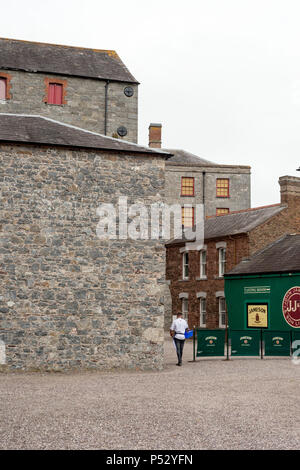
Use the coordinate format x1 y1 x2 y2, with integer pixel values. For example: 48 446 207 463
0 334 299 450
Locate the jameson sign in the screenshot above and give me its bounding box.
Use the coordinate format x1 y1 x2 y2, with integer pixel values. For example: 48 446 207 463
244 286 270 294
282 286 300 328
247 303 268 328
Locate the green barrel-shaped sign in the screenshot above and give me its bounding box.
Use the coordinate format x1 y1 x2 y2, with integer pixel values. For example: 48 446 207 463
263 331 291 356
230 330 260 356
196 329 226 357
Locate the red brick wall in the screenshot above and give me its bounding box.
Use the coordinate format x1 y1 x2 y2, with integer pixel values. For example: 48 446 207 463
166 234 249 329
249 195 300 254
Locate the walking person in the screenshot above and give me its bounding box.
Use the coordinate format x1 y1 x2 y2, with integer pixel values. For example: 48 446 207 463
170 312 189 366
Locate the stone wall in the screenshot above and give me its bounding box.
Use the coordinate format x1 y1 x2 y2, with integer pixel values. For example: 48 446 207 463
0 70 138 142
0 143 165 371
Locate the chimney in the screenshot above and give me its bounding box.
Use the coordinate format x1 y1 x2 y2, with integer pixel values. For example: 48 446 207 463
279 175 300 205
149 123 162 148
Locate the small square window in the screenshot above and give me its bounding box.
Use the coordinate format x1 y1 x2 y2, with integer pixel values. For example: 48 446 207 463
216 179 229 198
216 208 229 216
181 177 194 196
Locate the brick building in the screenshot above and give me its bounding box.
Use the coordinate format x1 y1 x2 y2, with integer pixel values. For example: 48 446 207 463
0 38 138 142
0 114 172 371
149 124 251 221
165 176 300 329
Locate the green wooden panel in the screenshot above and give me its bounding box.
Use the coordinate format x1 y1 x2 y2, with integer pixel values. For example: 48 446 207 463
263 331 291 356
230 330 260 356
196 329 226 357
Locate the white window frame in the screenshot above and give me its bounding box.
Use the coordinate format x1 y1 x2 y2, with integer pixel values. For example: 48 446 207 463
219 297 226 328
200 250 207 278
218 247 226 277
199 297 206 328
182 298 188 320
182 252 189 280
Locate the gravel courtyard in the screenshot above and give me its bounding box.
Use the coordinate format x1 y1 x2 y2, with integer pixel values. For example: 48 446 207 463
0 334 299 450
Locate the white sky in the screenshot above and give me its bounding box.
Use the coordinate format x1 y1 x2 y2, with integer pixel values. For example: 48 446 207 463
1 0 300 207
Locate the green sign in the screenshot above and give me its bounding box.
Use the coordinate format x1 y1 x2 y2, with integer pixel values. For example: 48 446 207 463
230 330 260 356
244 286 271 294
196 329 226 357
263 331 291 356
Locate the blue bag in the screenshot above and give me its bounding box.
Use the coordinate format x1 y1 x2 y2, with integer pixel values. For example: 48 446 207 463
185 330 193 339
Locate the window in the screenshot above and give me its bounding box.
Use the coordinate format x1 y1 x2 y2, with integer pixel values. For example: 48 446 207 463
200 297 206 327
48 83 63 105
182 298 188 320
216 179 229 198
0 78 6 100
182 207 194 227
219 297 226 328
44 78 67 105
181 177 194 196
216 208 229 216
218 247 226 277
183 252 189 280
200 250 207 278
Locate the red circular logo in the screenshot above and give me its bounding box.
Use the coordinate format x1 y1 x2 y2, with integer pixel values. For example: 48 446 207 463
282 287 300 328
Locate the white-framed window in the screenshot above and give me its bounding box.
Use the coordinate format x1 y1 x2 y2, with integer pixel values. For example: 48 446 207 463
200 250 207 278
218 247 226 277
183 252 189 279
182 298 188 320
219 297 226 328
199 297 206 327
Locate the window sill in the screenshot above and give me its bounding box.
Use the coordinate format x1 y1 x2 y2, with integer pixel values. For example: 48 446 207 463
179 278 189 282
196 276 207 281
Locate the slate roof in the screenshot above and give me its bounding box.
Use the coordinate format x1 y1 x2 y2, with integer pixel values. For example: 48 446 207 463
226 234 300 275
0 114 172 157
166 204 287 245
164 149 217 166
0 38 138 84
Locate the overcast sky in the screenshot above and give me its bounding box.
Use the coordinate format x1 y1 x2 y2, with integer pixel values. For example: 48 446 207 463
1 0 300 207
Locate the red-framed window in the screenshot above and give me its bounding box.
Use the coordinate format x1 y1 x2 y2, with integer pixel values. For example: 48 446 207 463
44 78 67 105
0 72 12 100
181 177 194 196
216 179 229 198
182 207 194 227
216 208 229 216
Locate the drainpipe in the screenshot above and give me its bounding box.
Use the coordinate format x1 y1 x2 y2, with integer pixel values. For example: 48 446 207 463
104 80 110 135
202 171 206 217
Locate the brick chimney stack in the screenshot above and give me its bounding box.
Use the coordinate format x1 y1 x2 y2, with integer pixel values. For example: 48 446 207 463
279 175 300 205
149 123 162 148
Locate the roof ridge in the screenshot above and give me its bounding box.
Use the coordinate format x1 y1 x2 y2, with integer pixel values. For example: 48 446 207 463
0 37 120 60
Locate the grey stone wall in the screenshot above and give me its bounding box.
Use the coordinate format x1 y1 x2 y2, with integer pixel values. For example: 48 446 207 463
165 164 251 218
0 70 138 143
0 143 165 371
